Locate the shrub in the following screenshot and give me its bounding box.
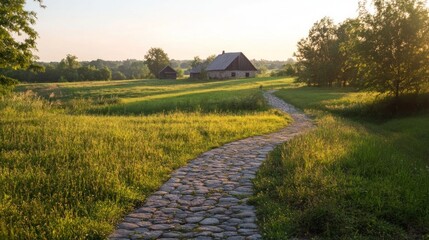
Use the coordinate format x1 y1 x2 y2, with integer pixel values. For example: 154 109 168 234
0 76 19 96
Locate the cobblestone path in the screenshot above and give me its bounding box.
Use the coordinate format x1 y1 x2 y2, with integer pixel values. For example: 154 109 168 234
110 91 313 240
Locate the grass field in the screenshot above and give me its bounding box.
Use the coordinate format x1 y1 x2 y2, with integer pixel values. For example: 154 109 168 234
17 77 296 115
6 78 429 239
252 87 429 239
1 77 295 239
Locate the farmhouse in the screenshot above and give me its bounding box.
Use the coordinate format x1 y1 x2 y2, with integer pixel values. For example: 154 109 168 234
206 51 257 79
159 66 177 79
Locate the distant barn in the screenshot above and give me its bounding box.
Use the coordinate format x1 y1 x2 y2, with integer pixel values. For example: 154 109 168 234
159 66 177 79
206 51 257 79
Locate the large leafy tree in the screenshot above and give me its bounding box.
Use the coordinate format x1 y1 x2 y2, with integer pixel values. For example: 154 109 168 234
295 17 342 86
144 47 170 78
337 18 365 87
357 0 429 98
0 0 44 93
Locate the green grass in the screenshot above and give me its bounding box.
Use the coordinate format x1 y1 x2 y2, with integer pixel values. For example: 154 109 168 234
9 78 429 239
273 86 429 120
252 86 429 239
18 77 298 115
1 77 295 239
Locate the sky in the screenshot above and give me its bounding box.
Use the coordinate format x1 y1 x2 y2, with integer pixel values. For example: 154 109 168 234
26 0 364 62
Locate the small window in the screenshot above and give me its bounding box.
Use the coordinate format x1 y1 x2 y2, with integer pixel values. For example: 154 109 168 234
246 72 250 78
231 72 236 77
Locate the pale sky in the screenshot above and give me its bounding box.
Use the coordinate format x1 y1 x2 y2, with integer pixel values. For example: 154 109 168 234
27 0 364 61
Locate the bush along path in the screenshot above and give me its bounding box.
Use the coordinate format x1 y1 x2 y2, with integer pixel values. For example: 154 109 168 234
109 91 313 240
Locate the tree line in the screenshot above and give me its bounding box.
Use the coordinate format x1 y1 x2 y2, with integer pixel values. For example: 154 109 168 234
0 53 295 83
0 47 184 83
295 0 429 99
0 54 154 83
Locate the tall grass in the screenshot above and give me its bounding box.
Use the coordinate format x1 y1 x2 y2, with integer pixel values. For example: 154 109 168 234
91 91 269 115
0 92 288 239
252 87 429 239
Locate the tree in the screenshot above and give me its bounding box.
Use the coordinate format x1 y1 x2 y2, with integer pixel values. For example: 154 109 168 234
112 71 127 80
129 61 151 79
175 68 184 78
284 64 297 76
191 56 203 68
58 54 80 70
205 54 217 64
190 55 217 80
57 54 81 81
98 66 112 81
337 18 364 87
88 59 106 69
357 0 429 99
77 65 97 80
0 0 44 94
180 61 191 69
0 76 19 95
258 65 269 76
270 64 297 77
295 17 342 86
144 48 170 78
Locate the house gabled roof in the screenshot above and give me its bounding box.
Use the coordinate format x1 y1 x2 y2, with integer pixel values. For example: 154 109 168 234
206 52 257 71
206 52 241 71
159 65 176 74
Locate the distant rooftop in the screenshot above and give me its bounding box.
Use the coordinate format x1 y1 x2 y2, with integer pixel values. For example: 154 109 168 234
206 52 242 71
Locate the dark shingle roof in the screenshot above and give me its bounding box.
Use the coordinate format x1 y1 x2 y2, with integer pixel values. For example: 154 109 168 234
206 52 241 71
159 65 176 74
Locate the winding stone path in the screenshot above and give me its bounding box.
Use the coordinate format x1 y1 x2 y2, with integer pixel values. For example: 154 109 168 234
109 91 313 240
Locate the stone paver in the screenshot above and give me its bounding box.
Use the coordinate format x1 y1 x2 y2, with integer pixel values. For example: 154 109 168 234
109 91 313 240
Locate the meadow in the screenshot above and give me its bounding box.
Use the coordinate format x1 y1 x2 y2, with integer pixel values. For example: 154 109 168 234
4 77 429 239
17 77 295 115
1 77 296 239
252 87 429 239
